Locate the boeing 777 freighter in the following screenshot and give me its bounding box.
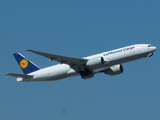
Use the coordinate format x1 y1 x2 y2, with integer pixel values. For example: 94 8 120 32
5 44 157 82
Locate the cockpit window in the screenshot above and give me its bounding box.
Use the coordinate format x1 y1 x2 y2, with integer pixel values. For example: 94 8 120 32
148 45 153 47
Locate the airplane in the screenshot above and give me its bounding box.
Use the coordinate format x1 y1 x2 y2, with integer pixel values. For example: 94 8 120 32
5 44 157 82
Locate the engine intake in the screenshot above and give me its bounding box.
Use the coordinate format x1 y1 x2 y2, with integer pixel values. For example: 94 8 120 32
105 64 123 76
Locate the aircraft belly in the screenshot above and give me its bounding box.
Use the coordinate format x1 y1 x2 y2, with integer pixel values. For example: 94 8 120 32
23 64 72 81
93 66 110 73
42 64 72 81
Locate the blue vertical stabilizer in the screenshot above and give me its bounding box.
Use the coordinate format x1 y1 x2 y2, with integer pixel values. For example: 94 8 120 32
13 53 41 74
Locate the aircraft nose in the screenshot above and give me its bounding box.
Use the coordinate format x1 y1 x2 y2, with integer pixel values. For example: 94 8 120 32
148 45 157 53
153 46 157 52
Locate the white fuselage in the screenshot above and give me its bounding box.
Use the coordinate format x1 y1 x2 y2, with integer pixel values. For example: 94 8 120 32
17 44 156 82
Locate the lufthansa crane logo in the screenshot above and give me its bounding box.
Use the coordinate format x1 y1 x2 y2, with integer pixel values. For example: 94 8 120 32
20 59 28 69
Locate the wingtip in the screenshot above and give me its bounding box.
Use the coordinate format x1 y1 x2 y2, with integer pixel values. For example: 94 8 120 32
5 73 9 75
25 49 32 51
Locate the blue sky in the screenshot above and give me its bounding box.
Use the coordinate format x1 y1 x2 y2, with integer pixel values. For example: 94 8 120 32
0 0 160 120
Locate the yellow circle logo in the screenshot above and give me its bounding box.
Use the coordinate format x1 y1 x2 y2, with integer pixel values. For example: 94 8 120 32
20 59 28 69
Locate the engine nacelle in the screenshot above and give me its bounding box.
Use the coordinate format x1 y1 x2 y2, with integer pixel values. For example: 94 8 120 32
105 64 123 76
86 57 105 68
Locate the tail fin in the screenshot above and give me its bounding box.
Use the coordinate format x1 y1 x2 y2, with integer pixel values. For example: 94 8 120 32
13 52 41 74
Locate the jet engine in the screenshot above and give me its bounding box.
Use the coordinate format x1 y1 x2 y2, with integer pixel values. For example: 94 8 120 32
105 64 123 76
86 57 106 68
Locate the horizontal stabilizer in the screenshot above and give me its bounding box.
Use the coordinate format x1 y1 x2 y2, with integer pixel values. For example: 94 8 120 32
5 73 33 78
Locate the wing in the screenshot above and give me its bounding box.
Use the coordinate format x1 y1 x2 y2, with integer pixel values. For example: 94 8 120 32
5 73 33 78
26 49 87 67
